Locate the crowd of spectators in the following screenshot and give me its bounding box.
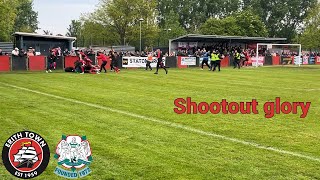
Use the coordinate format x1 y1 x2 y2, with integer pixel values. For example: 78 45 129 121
63 48 169 58
174 43 315 58
1 44 320 59
175 43 262 58
9 47 37 57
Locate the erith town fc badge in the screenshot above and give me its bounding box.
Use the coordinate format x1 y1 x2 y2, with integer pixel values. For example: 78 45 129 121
2 131 50 179
54 135 93 179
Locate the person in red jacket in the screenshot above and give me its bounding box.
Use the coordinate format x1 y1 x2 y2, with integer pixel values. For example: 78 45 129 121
79 50 87 74
97 51 108 73
242 49 250 67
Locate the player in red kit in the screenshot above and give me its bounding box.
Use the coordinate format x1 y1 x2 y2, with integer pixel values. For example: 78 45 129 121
242 49 249 67
79 50 87 74
154 49 168 74
97 51 108 73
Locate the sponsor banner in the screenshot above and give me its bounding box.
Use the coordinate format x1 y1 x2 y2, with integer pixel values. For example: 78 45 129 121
178 42 197 48
188 42 198 48
122 57 165 68
251 56 265 67
282 55 293 65
178 42 188 48
309 56 315 64
181 57 196 66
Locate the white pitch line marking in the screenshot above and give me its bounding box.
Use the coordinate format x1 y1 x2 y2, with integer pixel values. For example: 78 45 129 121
1 82 320 163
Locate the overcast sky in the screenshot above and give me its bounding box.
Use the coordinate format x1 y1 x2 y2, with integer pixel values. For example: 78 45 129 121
33 0 100 35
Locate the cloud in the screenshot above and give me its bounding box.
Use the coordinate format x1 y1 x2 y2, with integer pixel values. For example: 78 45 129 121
33 0 99 35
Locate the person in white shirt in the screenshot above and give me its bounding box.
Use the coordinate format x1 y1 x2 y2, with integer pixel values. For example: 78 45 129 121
12 48 19 56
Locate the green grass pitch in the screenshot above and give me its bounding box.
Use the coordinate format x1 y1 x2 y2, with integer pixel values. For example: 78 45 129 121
0 66 320 179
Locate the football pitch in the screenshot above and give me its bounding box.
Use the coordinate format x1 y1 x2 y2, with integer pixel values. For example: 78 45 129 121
0 66 320 179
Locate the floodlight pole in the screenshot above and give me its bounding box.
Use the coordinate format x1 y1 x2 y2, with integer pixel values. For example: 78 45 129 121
139 18 144 54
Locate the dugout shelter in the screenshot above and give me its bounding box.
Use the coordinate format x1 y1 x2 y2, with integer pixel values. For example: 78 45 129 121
169 34 287 55
168 34 288 68
13 32 76 56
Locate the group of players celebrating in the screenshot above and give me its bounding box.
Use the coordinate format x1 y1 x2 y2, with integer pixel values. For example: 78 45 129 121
200 49 250 71
75 50 120 74
47 47 251 75
46 48 121 74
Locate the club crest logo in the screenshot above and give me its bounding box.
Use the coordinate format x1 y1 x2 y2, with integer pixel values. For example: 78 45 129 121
2 131 50 179
54 135 93 179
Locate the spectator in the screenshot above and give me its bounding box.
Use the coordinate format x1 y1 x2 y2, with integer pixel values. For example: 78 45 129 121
63 48 70 56
57 47 62 56
27 47 34 57
32 48 36 56
12 48 19 56
19 49 26 57
0 49 3 56
70 50 76 56
86 49 94 55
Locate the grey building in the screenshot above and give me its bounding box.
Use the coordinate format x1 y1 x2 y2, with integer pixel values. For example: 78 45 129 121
13 32 76 56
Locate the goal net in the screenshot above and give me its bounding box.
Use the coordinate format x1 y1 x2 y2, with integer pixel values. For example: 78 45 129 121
255 43 302 67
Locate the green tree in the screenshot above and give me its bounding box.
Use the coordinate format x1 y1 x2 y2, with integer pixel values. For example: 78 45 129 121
66 20 82 37
158 10 186 47
0 0 19 41
66 20 85 47
93 0 159 48
14 0 38 33
199 9 268 37
298 3 320 50
231 9 268 37
157 0 240 33
200 17 236 35
78 12 119 47
242 0 317 41
79 20 116 47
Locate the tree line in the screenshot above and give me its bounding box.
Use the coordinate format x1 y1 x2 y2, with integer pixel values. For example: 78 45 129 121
68 0 318 50
0 0 38 42
0 0 319 51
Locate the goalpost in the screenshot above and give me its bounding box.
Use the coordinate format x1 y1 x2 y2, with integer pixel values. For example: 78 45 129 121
255 43 302 67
